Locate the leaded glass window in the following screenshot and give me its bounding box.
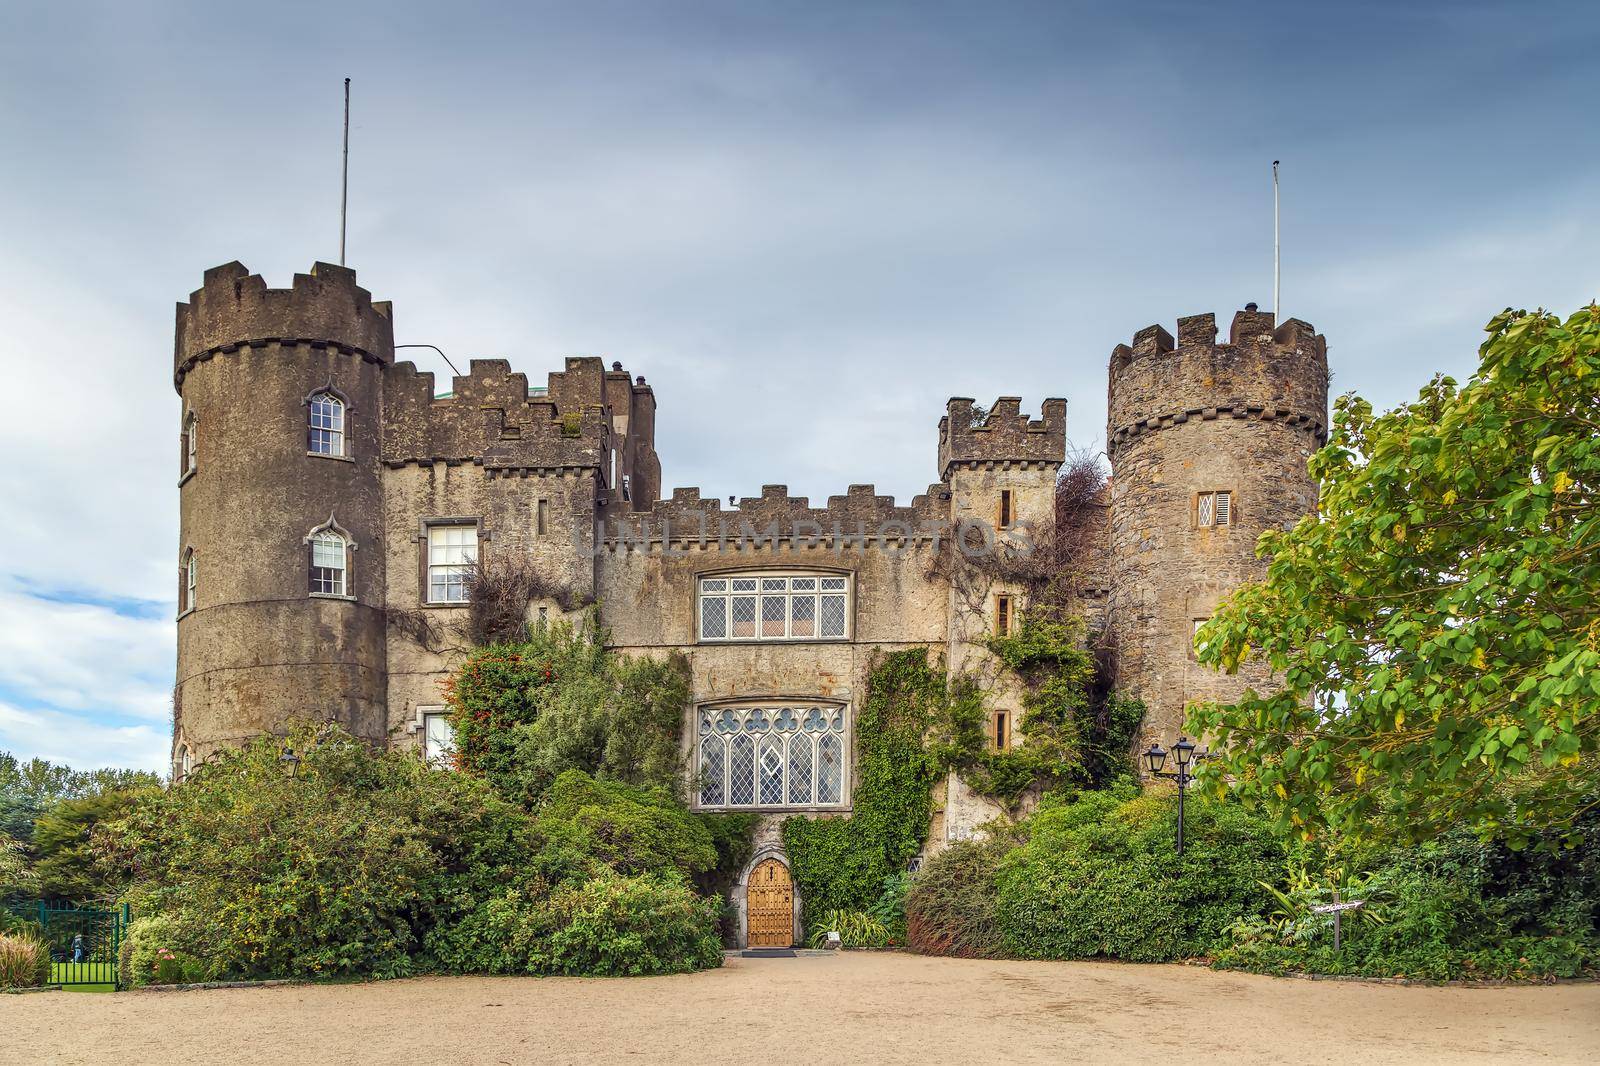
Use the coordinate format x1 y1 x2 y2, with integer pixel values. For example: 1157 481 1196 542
697 572 851 642
695 704 849 809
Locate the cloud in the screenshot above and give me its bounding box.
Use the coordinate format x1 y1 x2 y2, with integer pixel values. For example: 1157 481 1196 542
0 702 168 775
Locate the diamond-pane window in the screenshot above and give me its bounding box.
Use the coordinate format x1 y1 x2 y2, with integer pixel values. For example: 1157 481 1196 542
787 737 813 804
701 595 726 639
697 573 849 642
820 595 847 637
762 595 787 637
699 736 725 805
729 734 755 805
731 596 757 638
759 736 784 805
817 732 843 804
696 705 848 810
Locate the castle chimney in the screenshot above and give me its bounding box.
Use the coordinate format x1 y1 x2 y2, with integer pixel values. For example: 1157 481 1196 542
1245 302 1259 312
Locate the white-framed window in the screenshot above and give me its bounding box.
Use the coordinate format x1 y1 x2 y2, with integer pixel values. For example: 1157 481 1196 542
180 549 196 614
1197 490 1232 528
420 708 456 769
182 411 197 475
176 744 192 781
427 524 478 603
308 392 346 456
309 530 349 596
697 572 850 642
696 704 848 810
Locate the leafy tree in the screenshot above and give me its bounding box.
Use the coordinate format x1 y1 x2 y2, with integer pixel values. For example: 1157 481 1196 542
1192 304 1600 846
31 788 153 903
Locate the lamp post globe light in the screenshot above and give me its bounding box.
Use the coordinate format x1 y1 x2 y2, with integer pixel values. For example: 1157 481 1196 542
278 745 301 779
1142 736 1215 855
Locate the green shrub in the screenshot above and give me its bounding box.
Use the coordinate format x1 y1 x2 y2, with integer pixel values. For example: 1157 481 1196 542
904 837 1009 958
1215 827 1600 980
532 770 719 880
0 931 51 989
807 909 889 949
102 725 535 982
444 617 690 807
995 787 1283 962
868 872 912 945
430 871 723 976
120 914 207 988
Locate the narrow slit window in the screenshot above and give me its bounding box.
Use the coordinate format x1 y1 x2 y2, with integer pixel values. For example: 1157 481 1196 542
997 489 1014 529
536 499 549 537
992 710 1009 752
995 594 1013 637
182 411 197 475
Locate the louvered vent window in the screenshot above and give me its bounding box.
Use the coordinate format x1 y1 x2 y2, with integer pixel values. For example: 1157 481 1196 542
1197 491 1233 528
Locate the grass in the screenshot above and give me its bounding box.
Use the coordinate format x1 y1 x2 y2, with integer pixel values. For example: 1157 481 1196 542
50 961 117 993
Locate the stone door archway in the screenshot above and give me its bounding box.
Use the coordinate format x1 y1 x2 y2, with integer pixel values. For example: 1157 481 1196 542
736 848 801 948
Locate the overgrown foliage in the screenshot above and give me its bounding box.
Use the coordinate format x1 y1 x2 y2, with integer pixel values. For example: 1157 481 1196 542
462 555 579 646
445 614 690 807
1217 818 1600 980
1192 304 1600 846
783 650 943 920
807 908 890 949
904 837 1008 958
98 726 730 982
995 786 1284 962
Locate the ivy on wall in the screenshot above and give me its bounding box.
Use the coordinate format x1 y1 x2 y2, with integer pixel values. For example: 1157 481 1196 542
782 649 943 918
783 616 1145 922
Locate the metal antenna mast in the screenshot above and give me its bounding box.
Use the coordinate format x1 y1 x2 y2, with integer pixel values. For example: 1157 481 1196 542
340 77 351 266
1272 160 1281 318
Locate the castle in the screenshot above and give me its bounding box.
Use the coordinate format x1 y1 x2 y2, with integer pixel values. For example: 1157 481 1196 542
171 261 1328 946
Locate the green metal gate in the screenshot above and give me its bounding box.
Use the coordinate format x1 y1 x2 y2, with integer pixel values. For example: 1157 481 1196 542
12 902 128 990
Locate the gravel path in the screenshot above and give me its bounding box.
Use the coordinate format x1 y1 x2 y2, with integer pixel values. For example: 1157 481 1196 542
3 952 1595 1065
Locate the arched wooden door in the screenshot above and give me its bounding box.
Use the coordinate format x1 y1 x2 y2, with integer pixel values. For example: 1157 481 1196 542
746 858 794 948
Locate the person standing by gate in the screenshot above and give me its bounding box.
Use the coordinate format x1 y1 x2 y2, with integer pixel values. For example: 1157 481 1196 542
72 933 84 964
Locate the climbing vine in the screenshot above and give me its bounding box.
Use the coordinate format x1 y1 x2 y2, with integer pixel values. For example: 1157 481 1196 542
782 649 944 919
783 635 1144 923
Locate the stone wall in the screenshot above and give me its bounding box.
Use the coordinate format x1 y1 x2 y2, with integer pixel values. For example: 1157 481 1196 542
1105 310 1328 750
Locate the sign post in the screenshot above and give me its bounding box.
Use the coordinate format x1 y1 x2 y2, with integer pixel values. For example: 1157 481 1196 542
1310 890 1366 952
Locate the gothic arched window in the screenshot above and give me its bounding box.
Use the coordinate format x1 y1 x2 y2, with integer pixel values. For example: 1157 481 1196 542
308 391 346 456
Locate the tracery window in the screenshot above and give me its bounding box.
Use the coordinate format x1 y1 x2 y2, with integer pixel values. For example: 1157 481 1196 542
697 572 849 642
696 704 848 809
308 392 346 456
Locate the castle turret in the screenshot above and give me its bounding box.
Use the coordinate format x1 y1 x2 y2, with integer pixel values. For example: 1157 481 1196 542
172 262 394 774
1105 308 1328 750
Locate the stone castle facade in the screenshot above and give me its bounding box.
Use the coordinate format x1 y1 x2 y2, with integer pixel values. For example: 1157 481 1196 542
171 261 1328 945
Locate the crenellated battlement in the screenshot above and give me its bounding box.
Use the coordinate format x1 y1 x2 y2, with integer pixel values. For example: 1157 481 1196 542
381 355 625 470
937 396 1066 479
600 481 951 547
1106 309 1329 457
174 262 394 390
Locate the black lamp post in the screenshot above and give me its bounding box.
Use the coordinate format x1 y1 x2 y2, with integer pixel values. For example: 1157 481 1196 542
278 745 301 779
1142 736 1215 855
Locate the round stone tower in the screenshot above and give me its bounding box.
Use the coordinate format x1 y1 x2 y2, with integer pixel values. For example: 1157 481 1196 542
172 262 394 773
1104 307 1329 749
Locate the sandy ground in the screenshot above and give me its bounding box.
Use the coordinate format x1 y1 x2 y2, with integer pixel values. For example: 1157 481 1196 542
2 952 1596 1065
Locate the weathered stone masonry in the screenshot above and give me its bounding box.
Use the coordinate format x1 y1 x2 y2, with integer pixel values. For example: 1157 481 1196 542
172 263 1328 941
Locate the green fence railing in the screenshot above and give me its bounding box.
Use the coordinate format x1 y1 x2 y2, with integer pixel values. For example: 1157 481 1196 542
8 901 128 989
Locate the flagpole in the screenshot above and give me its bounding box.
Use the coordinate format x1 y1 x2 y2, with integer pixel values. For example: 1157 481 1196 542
1272 160 1280 318
340 77 351 266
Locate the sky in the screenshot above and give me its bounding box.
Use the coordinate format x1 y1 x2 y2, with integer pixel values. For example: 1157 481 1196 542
0 1 1595 772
